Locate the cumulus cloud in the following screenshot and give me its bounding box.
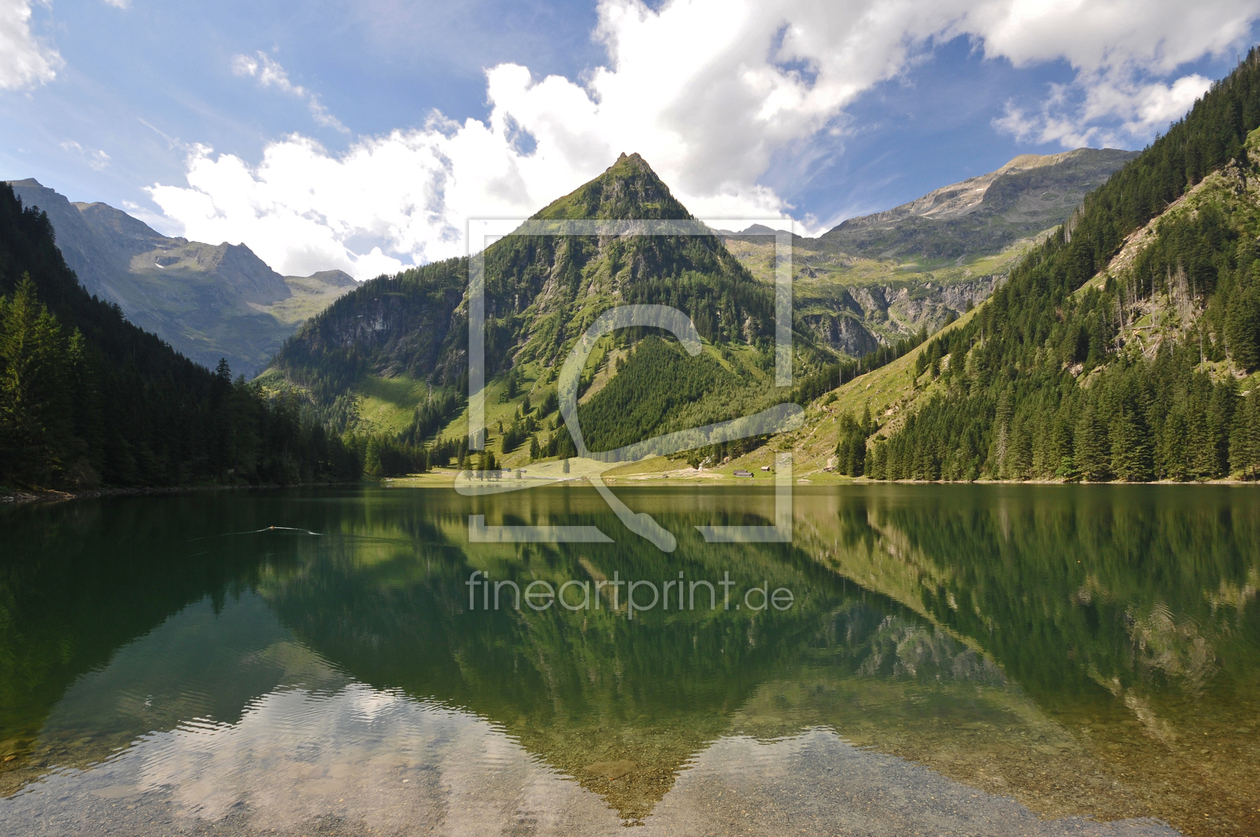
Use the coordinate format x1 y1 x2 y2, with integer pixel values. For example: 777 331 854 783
152 0 1260 279
0 0 61 90
980 0 1260 145
232 51 349 134
996 73 1215 147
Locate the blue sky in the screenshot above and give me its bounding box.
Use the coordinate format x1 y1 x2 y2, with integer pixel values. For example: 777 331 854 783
3 0 1259 278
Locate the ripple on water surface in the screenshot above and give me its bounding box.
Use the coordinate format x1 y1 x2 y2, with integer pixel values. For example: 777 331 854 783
0 682 1186 836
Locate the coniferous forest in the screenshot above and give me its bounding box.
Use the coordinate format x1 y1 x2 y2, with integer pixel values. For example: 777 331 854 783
0 183 361 490
864 49 1260 482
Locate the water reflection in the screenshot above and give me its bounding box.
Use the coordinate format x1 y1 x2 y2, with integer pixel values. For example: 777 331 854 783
0 485 1257 835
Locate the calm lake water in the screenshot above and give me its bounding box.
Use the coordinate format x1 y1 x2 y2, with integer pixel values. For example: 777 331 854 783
1 485 1257 836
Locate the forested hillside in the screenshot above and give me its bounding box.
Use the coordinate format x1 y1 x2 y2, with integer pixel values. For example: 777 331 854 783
0 183 360 490
855 50 1260 482
270 153 815 469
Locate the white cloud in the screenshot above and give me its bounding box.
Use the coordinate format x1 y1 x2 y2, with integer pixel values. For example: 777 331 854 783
60 140 111 170
232 51 349 134
102 0 129 9
0 0 61 90
1126 75 1215 134
996 72 1215 147
980 0 1260 146
152 0 1260 279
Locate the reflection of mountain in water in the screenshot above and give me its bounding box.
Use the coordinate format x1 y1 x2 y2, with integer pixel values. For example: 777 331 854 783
1 486 1257 835
0 488 1019 822
252 493 953 821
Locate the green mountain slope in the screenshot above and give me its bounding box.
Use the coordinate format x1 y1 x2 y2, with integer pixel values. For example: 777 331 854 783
0 182 358 489
720 148 1136 357
5 180 354 376
800 49 1260 483
271 153 813 465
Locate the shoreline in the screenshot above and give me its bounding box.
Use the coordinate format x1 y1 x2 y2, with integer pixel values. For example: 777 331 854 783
0 481 360 508
382 467 1260 489
7 471 1257 507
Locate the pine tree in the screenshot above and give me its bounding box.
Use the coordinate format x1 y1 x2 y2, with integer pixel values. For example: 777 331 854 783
992 389 1014 474
867 441 887 480
1225 280 1260 370
1186 402 1215 479
1159 406 1191 480
0 276 77 483
1074 404 1111 481
834 412 867 476
1049 402 1076 478
1005 411 1033 480
1206 380 1236 477
1110 402 1154 481
364 437 383 478
1229 388 1260 477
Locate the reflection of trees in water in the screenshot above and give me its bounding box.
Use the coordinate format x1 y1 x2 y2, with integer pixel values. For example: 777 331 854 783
253 490 1052 821
790 487 1260 837
0 494 305 755
795 487 1260 702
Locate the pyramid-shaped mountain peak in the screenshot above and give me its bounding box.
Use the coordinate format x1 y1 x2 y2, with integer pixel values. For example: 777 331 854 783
535 152 692 221
614 150 650 168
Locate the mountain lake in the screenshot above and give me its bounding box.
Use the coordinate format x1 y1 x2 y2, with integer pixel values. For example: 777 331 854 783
1 485 1257 836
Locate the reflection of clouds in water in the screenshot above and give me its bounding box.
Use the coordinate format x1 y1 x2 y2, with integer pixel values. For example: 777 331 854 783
651 731 1180 837
2 686 1179 836
133 684 615 833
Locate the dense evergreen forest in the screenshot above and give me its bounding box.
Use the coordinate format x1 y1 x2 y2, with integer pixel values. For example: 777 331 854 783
855 49 1260 482
0 183 361 490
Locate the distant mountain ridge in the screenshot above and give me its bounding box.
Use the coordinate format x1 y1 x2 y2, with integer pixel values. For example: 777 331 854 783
0 181 359 489
269 147 1140 474
820 147 1139 260
717 148 1137 357
5 179 355 376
